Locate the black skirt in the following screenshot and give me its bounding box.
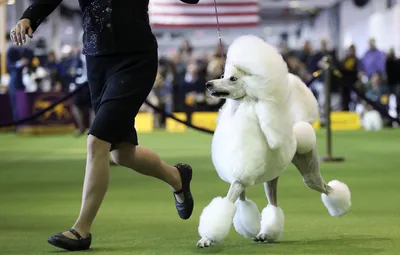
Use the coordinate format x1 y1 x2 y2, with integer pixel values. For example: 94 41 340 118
86 48 158 148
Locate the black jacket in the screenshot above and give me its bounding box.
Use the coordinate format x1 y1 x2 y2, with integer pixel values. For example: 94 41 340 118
21 0 199 56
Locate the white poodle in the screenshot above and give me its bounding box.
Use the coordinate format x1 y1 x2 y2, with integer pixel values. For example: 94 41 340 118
197 35 351 248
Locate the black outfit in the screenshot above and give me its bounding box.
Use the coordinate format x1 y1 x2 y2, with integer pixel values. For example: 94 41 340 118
21 0 197 147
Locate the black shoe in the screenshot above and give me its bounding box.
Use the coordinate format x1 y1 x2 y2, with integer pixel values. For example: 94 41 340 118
173 164 194 220
48 229 92 251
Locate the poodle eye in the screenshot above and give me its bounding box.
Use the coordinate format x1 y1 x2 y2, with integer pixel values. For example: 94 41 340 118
229 76 238 82
220 74 224 79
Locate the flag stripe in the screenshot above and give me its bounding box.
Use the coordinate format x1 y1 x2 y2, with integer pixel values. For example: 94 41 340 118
151 22 258 28
150 0 258 4
150 6 259 14
150 15 259 24
151 0 258 3
151 12 258 17
149 0 260 27
150 2 258 7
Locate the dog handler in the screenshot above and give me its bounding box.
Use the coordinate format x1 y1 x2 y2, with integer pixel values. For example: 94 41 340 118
10 0 198 251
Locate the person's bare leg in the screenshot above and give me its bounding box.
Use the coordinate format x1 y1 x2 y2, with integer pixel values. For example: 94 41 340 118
62 135 111 239
111 143 184 202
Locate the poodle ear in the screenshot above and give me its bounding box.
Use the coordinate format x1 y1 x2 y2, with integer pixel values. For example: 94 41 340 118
255 101 292 150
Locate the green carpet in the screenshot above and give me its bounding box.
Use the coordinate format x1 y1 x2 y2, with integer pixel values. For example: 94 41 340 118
0 130 399 255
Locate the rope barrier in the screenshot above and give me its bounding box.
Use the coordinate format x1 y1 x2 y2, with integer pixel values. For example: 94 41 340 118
0 85 85 127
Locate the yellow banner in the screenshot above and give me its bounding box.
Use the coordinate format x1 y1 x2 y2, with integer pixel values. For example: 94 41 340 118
135 111 361 132
135 113 153 132
329 111 361 130
166 112 187 132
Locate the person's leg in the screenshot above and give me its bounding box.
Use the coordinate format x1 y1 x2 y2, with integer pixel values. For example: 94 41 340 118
48 56 111 251
47 132 111 250
64 135 111 238
110 143 184 202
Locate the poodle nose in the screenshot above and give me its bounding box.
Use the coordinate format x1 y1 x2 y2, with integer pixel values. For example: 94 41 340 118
205 81 213 89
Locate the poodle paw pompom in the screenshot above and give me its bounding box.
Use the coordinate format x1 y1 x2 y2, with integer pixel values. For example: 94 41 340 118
321 180 351 217
197 237 213 248
254 204 284 243
197 197 236 247
233 199 261 238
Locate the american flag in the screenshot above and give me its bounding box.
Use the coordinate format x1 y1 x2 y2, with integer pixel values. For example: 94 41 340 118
149 0 260 28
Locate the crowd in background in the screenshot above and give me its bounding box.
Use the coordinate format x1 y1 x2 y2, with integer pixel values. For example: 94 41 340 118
2 37 400 130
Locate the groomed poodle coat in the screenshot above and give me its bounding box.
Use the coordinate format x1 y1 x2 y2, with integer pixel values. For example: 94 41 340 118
197 35 351 248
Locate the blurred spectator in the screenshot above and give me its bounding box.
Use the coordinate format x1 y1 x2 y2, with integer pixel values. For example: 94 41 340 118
310 40 342 124
170 52 186 81
297 40 313 68
152 71 174 128
177 62 206 121
44 51 63 92
340 45 360 110
365 72 389 105
6 45 30 122
385 48 400 110
286 53 311 82
361 38 386 78
178 39 193 64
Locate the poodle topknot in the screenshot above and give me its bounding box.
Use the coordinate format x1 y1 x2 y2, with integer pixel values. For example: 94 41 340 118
225 35 290 102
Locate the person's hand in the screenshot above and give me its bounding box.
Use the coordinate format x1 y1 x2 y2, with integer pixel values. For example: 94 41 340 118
10 19 33 46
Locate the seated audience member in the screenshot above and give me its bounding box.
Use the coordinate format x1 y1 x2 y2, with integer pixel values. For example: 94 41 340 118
365 72 389 104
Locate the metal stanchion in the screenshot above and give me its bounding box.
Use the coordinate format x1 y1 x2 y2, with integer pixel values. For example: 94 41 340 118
320 56 344 162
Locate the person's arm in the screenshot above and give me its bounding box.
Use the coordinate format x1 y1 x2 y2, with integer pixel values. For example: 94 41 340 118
20 0 63 32
180 0 199 4
10 0 63 45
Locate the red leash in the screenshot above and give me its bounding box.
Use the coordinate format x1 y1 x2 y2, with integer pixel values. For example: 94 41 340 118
212 0 225 65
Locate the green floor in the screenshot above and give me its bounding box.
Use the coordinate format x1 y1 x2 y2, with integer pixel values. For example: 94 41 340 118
1 130 400 255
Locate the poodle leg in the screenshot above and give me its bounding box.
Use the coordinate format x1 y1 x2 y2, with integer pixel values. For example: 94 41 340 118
292 146 351 217
197 181 244 248
254 177 285 243
233 190 261 239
